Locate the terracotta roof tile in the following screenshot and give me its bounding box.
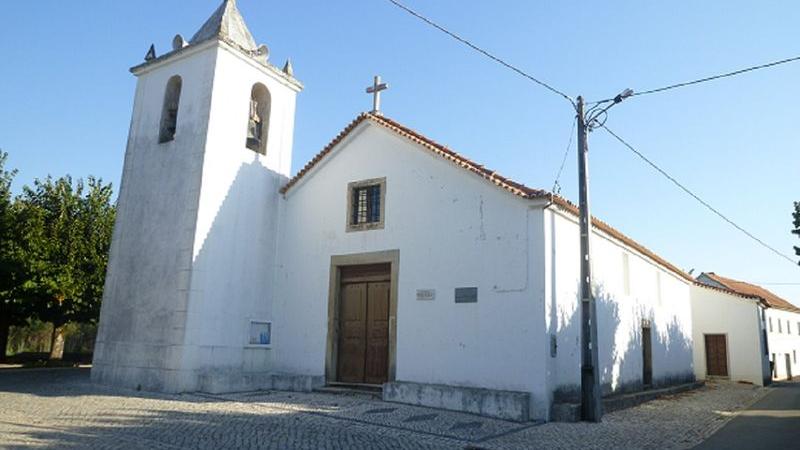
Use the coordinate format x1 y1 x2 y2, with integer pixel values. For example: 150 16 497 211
693 281 765 303
546 195 695 282
280 113 547 198
281 113 695 283
701 272 800 313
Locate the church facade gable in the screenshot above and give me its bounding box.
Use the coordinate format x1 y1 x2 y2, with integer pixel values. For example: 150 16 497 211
275 120 549 417
275 117 696 421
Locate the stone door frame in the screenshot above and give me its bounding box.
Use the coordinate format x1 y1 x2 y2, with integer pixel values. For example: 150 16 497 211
325 249 399 384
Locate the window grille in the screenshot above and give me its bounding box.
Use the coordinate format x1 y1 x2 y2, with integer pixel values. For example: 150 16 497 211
346 178 386 232
352 184 381 225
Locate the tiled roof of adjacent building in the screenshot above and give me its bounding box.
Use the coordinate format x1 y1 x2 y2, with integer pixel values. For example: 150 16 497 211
698 272 800 313
693 281 765 303
281 112 696 283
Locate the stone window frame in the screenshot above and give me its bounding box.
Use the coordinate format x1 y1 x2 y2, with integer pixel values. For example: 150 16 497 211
346 177 386 233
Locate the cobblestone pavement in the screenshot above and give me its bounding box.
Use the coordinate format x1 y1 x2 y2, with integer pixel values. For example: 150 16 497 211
0 369 769 449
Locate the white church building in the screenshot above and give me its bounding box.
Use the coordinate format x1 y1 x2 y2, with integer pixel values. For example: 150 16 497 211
93 0 697 422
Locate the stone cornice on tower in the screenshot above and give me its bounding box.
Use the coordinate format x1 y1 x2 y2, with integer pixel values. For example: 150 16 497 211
129 0 301 89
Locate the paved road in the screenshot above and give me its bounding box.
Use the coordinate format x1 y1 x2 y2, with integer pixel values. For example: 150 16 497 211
0 368 773 449
694 381 800 450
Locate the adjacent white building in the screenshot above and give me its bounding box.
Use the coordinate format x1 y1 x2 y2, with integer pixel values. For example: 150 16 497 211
689 283 770 386
696 272 800 382
94 0 700 422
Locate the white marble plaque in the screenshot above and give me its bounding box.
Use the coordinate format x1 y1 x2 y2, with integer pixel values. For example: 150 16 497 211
416 289 436 301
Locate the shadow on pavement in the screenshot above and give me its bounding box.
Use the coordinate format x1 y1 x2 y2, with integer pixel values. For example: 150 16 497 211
694 380 800 449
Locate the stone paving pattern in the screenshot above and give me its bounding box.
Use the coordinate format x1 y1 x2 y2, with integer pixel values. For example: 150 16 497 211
0 369 769 449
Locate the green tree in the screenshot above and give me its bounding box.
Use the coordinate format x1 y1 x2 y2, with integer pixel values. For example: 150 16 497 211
794 202 800 264
0 151 30 361
18 176 115 360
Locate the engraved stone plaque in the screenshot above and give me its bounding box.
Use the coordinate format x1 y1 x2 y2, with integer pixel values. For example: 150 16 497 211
416 289 436 301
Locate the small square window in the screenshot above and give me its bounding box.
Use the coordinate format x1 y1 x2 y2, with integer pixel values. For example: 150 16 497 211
347 178 386 232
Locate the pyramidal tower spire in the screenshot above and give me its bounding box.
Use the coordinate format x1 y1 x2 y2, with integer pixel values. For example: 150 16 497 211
190 0 257 50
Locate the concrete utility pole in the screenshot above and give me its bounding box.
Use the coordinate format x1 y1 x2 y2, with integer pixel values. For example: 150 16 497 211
576 96 603 422
575 89 633 422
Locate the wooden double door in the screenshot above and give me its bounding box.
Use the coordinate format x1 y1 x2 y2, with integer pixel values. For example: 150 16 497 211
705 334 729 377
336 264 390 385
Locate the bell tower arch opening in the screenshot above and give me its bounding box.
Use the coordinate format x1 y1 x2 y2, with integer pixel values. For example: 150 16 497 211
159 75 182 143
245 83 271 155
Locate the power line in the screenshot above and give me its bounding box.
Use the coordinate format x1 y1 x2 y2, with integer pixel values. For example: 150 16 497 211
384 0 575 106
590 54 800 103
552 116 577 193
386 0 800 107
600 125 799 267
384 0 797 268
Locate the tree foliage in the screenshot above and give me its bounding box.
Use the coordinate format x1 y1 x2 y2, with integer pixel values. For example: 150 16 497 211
793 202 800 264
18 176 115 324
1 151 116 360
0 151 29 361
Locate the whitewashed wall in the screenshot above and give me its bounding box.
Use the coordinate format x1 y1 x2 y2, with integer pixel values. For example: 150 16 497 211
765 308 800 380
275 121 550 419
543 207 694 406
182 42 299 390
93 40 300 392
93 43 219 392
690 286 767 385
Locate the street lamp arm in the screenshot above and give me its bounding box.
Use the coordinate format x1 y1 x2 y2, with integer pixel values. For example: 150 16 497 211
583 88 634 131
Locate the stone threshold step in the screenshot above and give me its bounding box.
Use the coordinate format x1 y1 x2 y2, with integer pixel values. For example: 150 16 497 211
552 381 705 422
314 383 383 399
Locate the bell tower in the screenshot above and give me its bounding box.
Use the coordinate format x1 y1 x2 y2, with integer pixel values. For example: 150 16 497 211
93 0 302 393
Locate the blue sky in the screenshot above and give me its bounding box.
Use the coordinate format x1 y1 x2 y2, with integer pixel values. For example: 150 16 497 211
1 1 799 302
